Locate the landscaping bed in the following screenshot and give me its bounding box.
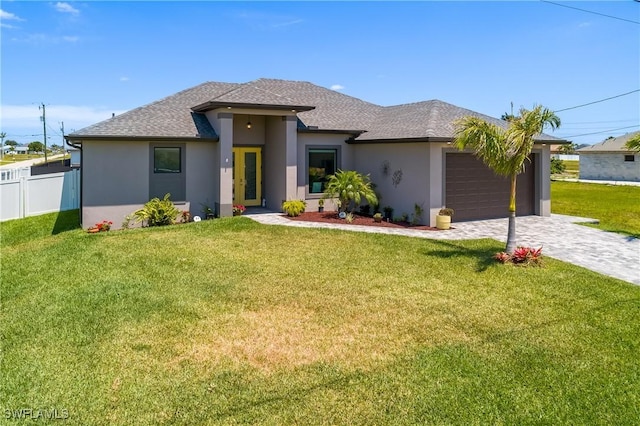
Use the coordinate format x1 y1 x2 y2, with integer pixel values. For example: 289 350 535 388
284 211 440 230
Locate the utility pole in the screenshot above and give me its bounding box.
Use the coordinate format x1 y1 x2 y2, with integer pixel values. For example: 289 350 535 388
39 103 48 163
60 122 66 164
0 131 5 161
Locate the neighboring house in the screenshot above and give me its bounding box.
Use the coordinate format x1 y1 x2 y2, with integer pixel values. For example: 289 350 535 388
578 132 640 182
2 146 30 155
66 78 563 229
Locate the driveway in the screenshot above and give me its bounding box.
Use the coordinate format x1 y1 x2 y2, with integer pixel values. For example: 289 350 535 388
247 212 640 286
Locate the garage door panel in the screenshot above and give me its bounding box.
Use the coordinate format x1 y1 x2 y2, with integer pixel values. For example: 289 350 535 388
446 153 535 222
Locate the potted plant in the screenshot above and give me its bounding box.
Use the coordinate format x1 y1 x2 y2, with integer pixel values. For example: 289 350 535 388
233 204 246 216
318 198 324 213
436 207 454 230
373 212 383 223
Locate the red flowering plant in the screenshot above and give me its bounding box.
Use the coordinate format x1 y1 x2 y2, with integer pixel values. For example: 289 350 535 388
232 205 246 215
96 220 113 232
494 246 543 266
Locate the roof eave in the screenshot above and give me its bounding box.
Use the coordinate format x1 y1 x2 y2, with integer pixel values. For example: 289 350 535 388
191 101 316 113
65 134 219 143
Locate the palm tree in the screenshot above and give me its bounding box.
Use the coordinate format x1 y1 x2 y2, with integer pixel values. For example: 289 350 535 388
454 105 560 254
625 133 640 152
322 169 378 213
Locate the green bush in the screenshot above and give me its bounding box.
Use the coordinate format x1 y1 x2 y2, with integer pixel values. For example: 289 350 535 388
551 158 566 174
134 193 180 227
282 200 307 217
322 170 378 213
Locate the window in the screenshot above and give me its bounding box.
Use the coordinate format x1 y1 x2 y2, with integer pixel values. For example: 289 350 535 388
154 147 181 173
308 149 337 194
624 155 635 162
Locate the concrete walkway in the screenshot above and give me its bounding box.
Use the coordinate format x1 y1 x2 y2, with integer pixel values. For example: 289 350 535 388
246 211 640 286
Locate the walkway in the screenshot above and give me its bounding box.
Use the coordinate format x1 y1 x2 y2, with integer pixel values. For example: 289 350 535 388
246 211 640 286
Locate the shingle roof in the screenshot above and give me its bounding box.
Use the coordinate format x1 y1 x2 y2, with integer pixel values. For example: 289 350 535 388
68 78 563 143
578 131 640 153
69 81 239 139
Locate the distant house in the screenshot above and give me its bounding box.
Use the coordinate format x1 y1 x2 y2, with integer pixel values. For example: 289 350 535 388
66 78 564 229
578 132 640 182
1 146 29 155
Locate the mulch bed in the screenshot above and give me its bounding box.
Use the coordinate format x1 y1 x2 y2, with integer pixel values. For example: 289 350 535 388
284 211 441 231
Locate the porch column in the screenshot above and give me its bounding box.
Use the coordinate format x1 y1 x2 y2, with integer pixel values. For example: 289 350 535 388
284 115 298 200
427 144 445 227
538 146 551 217
217 112 233 217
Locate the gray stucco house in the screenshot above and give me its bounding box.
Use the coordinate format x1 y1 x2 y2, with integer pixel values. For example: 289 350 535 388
66 78 562 229
578 132 640 182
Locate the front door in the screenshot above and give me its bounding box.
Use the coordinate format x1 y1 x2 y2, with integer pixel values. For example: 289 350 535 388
233 147 262 207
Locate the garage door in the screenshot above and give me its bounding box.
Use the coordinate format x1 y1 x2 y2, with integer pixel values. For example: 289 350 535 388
445 153 536 222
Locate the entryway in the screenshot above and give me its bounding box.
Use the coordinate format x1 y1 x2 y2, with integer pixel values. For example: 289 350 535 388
233 147 262 207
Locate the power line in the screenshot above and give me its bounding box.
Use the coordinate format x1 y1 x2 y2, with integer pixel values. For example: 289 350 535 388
540 1 640 25
560 125 640 138
554 89 640 113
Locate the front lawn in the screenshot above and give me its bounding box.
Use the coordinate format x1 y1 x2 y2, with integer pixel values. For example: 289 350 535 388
2 212 639 424
551 181 640 237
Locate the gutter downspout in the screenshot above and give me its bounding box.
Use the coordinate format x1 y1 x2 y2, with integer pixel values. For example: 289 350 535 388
65 138 83 227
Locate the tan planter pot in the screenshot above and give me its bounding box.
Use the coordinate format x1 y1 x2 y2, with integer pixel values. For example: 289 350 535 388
436 214 451 230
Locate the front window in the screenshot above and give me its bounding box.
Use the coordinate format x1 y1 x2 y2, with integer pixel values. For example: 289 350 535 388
624 155 635 162
154 147 181 173
308 149 336 194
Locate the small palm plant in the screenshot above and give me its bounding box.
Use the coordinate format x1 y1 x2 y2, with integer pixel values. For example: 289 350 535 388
322 170 378 213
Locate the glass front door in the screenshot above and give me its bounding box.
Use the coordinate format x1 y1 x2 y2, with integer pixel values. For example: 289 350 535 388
233 147 262 207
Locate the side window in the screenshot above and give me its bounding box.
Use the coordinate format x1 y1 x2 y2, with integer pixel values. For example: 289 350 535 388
308 148 337 194
154 147 181 173
149 144 186 200
624 155 635 162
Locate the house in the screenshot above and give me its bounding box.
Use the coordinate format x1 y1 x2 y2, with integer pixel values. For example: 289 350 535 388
578 132 640 182
65 78 563 229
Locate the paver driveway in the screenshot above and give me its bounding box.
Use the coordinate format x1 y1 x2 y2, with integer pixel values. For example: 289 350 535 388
247 212 640 286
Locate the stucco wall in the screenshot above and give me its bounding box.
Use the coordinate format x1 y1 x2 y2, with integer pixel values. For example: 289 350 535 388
580 153 640 181
82 140 212 228
354 142 430 224
82 140 149 228
264 116 287 210
186 141 217 218
233 114 266 146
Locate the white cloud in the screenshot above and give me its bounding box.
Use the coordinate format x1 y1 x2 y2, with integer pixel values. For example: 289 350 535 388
0 9 24 21
1 104 128 130
11 33 79 44
236 11 303 31
54 2 80 16
119 76 130 82
330 84 345 91
271 19 303 28
577 22 591 28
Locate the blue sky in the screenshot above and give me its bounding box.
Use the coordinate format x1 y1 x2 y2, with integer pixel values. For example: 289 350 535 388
1 1 638 147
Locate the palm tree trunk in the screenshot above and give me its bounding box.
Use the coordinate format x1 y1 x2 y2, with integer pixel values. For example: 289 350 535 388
505 174 517 254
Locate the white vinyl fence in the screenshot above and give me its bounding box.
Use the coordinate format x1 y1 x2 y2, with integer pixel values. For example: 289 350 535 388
0 168 80 222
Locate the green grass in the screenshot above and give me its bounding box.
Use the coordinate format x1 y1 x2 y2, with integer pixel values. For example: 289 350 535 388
552 181 640 237
2 212 639 424
551 159 579 179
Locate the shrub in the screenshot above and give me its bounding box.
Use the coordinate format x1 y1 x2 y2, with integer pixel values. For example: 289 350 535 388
282 200 307 217
494 246 543 266
345 212 354 223
551 158 566 174
323 170 378 213
134 193 180 227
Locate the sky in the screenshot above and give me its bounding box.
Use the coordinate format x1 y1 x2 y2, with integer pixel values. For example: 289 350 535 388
1 1 639 148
